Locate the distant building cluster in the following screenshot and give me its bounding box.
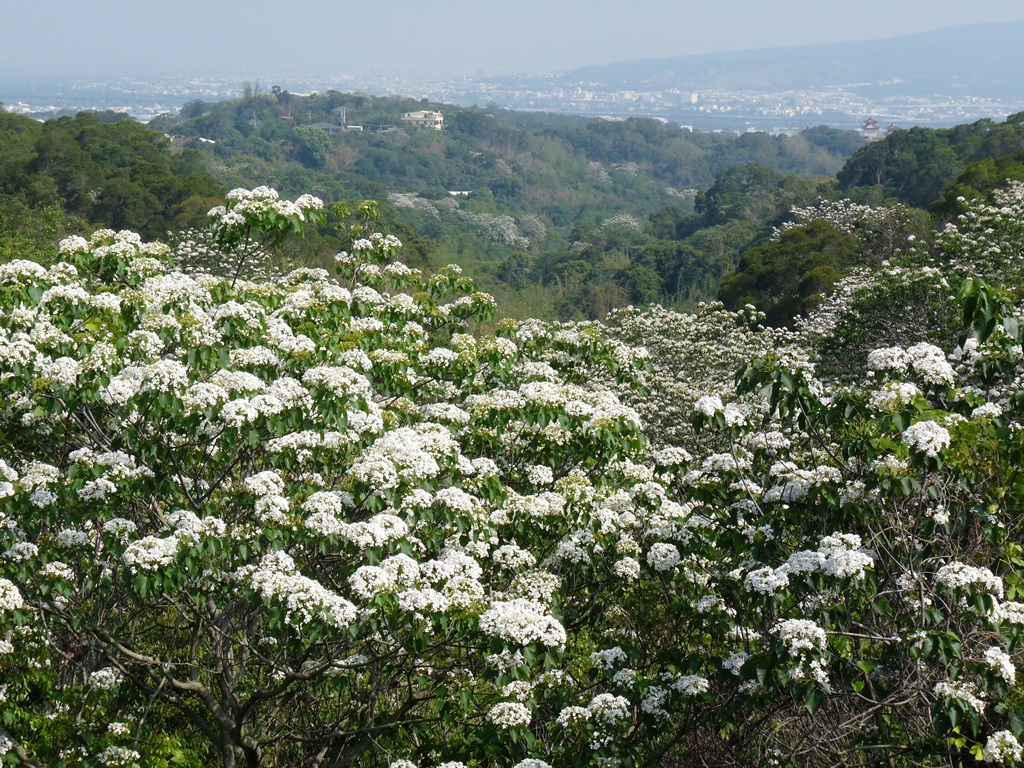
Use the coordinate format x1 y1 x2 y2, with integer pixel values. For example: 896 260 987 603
5 71 1022 135
860 117 900 141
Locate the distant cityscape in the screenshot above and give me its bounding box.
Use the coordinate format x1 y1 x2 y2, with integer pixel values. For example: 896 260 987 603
435 74 1023 132
2 69 1023 135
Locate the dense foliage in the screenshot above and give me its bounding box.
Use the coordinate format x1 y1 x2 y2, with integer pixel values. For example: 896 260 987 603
837 113 1024 210
149 90 859 207
145 91 864 318
527 165 833 318
2 181 1024 768
0 112 223 240
718 199 932 325
8 104 1024 326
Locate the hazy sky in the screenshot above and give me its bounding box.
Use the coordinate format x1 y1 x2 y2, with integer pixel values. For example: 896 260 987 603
4 0 1024 79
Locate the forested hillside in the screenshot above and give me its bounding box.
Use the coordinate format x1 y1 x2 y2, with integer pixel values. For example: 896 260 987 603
144 90 863 316
147 90 860 203
5 98 1024 324
146 94 1024 322
0 111 223 247
837 113 1024 208
718 112 1024 325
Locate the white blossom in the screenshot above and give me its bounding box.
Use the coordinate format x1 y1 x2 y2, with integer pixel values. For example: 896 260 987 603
982 646 1016 683
902 421 951 457
934 680 985 715
488 701 532 728
478 599 566 648
984 731 1023 764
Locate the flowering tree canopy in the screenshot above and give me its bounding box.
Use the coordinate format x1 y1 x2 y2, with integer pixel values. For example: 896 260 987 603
1 186 1024 768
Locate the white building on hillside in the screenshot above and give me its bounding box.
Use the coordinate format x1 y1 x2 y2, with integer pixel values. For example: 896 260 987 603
401 110 444 130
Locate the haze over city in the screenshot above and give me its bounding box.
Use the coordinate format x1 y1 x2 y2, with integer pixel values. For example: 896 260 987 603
4 0 1024 78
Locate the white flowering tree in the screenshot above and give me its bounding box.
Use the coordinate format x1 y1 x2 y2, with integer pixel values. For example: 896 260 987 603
3 183 1024 768
205 186 327 282
603 301 791 449
674 321 1024 765
0 190 692 768
772 198 929 264
796 182 1024 383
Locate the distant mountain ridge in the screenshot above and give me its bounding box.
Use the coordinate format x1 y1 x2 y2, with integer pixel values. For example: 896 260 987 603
562 21 1024 98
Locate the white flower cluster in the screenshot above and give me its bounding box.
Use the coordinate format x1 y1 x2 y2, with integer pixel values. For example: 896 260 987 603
872 342 957 387
102 360 191 406
590 646 629 671
239 551 357 629
488 701 532 728
774 199 912 240
458 210 529 248
38 562 75 581
869 381 921 410
694 395 723 417
784 533 873 580
763 464 841 504
587 692 631 728
492 543 537 570
96 746 141 767
902 420 951 457
646 542 681 572
934 680 986 715
640 685 670 717
0 578 24 612
502 680 534 702
723 652 749 676
984 731 1023 764
744 566 789 596
613 556 641 580
513 760 553 768
556 705 592 727
387 191 442 219
774 619 827 656
210 187 323 232
3 542 38 562
672 674 709 696
350 424 457 491
244 470 285 497
982 646 1016 683
971 401 1003 420
478 599 566 648
123 535 180 572
348 554 420 601
994 601 1024 625
302 365 371 399
107 722 131 736
935 561 1004 598
90 667 123 690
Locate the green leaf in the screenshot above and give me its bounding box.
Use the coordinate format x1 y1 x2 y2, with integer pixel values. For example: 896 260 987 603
804 688 825 715
1010 707 1024 737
